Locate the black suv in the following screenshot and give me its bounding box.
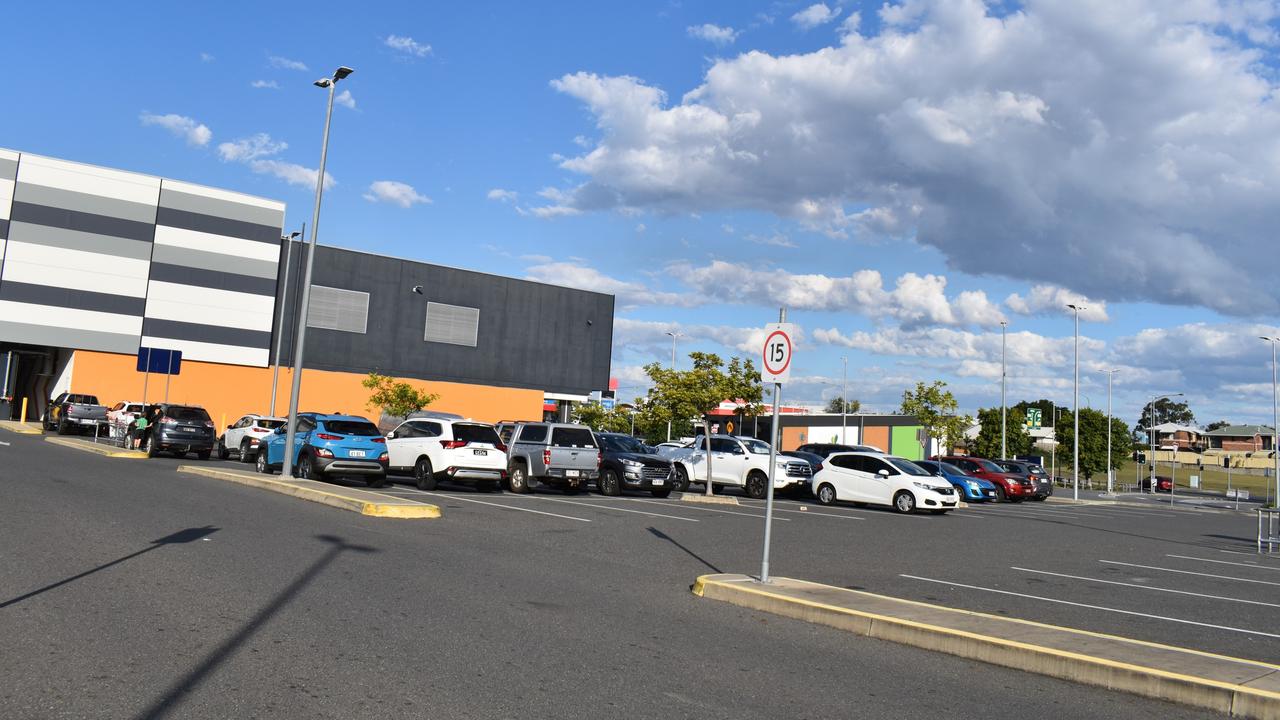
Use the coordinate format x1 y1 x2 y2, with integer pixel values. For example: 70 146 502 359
996 459 1052 500
594 432 674 498
796 442 882 457
141 404 217 460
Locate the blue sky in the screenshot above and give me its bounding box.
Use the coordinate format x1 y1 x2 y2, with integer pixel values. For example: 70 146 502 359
5 0 1280 429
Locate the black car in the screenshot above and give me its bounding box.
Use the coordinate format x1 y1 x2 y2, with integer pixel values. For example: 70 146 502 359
780 450 824 497
796 442 882 457
595 432 674 498
140 404 217 459
996 459 1052 500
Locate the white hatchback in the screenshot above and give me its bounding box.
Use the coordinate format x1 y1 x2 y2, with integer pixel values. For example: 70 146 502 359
386 417 508 491
811 452 959 514
219 415 287 462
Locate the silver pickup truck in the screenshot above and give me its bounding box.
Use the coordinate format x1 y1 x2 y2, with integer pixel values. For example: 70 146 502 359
43 392 109 436
506 422 601 494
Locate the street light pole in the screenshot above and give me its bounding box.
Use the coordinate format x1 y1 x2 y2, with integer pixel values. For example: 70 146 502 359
1261 336 1280 507
1067 304 1085 501
283 66 353 479
841 355 848 444
1000 320 1008 460
1102 369 1119 494
665 331 681 442
269 228 302 417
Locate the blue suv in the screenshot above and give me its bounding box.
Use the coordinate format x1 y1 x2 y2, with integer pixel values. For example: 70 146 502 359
915 460 996 502
256 413 389 487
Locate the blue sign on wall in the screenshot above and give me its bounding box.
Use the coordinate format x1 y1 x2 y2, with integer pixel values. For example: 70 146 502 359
137 347 183 375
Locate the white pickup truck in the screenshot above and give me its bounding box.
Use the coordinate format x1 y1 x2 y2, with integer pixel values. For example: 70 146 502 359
657 434 812 498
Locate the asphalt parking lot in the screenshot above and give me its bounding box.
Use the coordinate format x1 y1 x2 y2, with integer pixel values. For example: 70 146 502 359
1 432 1258 718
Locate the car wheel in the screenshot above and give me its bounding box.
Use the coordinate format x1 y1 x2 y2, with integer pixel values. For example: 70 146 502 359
815 483 837 506
256 450 271 474
217 439 229 460
298 453 315 480
414 457 438 491
145 435 159 459
196 450 211 461
598 469 621 496
57 418 68 436
651 488 672 498
239 440 254 463
367 473 388 489
994 485 1008 503
672 465 690 493
744 472 768 500
508 464 530 494
893 491 917 514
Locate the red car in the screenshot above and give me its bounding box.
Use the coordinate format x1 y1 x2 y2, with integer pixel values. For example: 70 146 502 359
1140 475 1173 492
932 455 1032 502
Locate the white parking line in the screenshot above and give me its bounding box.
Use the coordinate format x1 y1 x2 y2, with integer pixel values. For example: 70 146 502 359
621 498 792 520
900 574 1280 639
417 491 592 522
509 495 699 522
1167 554 1280 572
977 508 1100 520
1099 560 1280 587
735 500 866 520
1011 567 1280 608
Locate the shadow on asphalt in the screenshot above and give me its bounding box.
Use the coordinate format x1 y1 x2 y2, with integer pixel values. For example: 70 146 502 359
647 526 722 573
0 526 220 610
134 534 378 720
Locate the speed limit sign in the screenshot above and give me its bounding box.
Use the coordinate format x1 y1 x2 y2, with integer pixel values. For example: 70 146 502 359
761 323 794 383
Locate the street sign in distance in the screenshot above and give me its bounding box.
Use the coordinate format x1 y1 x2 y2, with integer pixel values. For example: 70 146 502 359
761 323 795 384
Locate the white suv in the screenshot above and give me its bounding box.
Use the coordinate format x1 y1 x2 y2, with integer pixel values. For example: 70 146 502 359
386 417 507 491
811 452 958 514
219 414 287 462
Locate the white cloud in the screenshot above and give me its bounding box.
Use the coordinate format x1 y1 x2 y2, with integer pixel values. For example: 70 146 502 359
335 89 356 110
745 232 795 248
524 261 693 309
217 133 334 190
613 318 802 355
250 80 279 89
546 1 1280 315
200 52 215 63
363 180 431 208
139 113 212 147
635 223 647 233
268 55 308 71
385 34 432 58
487 188 519 202
1006 285 1109 322
791 3 840 30
687 23 740 45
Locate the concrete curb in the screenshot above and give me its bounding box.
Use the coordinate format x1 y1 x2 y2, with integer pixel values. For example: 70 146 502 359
177 465 441 519
0 421 43 435
45 436 147 459
679 493 740 506
693 574 1280 719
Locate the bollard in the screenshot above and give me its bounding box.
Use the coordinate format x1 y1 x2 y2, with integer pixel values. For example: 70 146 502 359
20 397 28 423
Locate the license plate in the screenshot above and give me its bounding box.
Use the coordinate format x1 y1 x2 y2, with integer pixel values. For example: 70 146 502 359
182 426 198 432
348 450 365 458
652 479 664 486
473 449 487 456
565 469 580 477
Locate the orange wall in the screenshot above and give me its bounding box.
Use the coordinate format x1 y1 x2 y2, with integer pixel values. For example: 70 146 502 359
781 426 805 451
71 351 543 429
863 425 890 452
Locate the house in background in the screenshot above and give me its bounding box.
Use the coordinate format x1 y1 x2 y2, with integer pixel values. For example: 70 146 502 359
1148 423 1201 450
1202 425 1276 452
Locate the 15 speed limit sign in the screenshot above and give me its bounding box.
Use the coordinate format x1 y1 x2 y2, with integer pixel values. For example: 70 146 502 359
761 323 794 383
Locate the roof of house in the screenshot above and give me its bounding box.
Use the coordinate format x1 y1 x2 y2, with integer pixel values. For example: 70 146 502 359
1203 424 1276 437
1150 423 1200 434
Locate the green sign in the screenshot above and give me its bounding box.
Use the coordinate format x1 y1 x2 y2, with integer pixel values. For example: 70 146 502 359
1025 408 1042 429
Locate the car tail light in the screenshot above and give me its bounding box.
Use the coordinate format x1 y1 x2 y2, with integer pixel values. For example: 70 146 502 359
372 437 386 444
815 462 824 472
495 442 508 453
441 440 467 449
543 448 552 466
597 451 603 469
378 452 389 463
161 416 174 424
314 447 334 458
204 420 215 428
316 433 343 440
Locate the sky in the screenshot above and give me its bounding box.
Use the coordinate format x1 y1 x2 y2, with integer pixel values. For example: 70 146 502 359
3 0 1280 429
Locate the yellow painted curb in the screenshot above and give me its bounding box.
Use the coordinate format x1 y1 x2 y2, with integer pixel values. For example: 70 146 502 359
694 574 1280 720
0 421 43 435
680 493 740 506
177 465 441 519
45 436 147 459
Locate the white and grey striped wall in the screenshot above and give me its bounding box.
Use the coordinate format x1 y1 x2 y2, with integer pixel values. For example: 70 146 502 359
0 149 285 367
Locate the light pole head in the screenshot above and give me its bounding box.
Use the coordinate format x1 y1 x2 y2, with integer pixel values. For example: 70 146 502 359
1067 303 1085 312
411 285 424 295
334 66 354 81
314 78 332 88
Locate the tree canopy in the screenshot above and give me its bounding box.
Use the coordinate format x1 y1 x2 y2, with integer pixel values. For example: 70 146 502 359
1136 397 1195 431
362 372 439 418
1054 408 1134 480
824 395 861 414
571 402 634 434
971 407 1033 459
899 381 971 453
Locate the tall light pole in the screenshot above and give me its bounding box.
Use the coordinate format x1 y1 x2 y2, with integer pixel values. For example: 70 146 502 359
1102 369 1119 495
1067 304 1085 501
665 331 681 442
269 229 302 416
283 66 353 479
1261 336 1280 507
1000 320 1008 460
841 355 848 444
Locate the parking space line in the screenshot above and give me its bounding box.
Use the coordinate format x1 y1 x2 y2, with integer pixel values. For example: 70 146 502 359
508 495 699 522
1011 567 1280 608
416 492 592 522
900 574 1280 639
975 508 1100 520
621 498 792 520
1099 560 1280 587
1167 554 1280 572
735 500 866 520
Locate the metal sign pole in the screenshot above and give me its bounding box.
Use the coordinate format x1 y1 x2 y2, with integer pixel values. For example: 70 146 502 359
760 307 786 584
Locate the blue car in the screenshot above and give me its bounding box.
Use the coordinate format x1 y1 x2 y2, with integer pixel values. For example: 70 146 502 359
915 460 996 502
256 413 389 487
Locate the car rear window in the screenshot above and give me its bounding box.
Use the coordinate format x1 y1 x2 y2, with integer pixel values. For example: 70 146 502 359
453 423 501 445
68 394 98 404
551 427 596 448
257 419 286 429
164 406 210 422
518 425 548 443
323 420 380 436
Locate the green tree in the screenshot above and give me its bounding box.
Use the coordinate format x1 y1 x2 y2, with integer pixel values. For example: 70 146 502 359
1136 397 1195 433
1205 420 1231 432
362 372 439 418
723 356 766 428
1054 408 1134 481
971 407 1032 459
824 395 861 414
571 401 633 433
899 381 971 455
1013 399 1055 427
